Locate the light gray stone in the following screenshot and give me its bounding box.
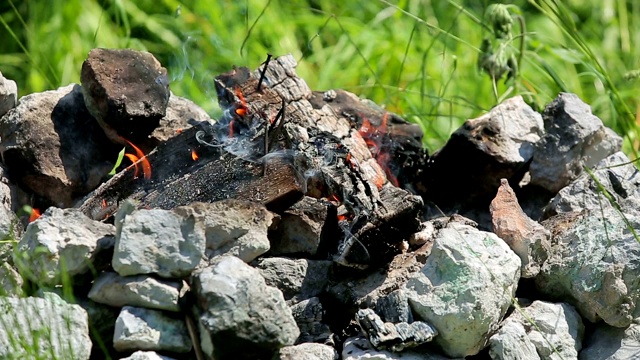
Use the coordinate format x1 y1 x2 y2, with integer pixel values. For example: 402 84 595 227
530 93 622 194
489 320 540 360
342 336 457 360
0 165 15 240
120 351 176 360
191 256 299 359
173 200 272 263
13 207 115 286
277 343 338 360
0 71 17 119
536 208 640 327
0 292 91 359
405 220 521 358
579 322 640 360
113 206 205 278
256 257 332 304
88 271 184 312
113 306 191 353
150 92 213 144
0 262 23 297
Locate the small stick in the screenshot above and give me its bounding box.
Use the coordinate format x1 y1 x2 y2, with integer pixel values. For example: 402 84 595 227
256 53 273 92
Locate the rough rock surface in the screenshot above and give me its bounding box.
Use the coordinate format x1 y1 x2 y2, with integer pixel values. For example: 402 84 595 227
536 208 640 327
342 336 456 360
191 255 299 359
405 219 521 357
14 207 115 285
0 84 119 207
88 271 184 311
113 306 191 353
113 205 205 278
545 151 640 217
174 200 272 263
290 297 332 344
0 165 15 240
269 196 330 256
76 297 120 359
81 48 170 142
0 262 24 296
580 322 640 360
0 292 92 359
120 351 176 360
277 343 339 360
256 257 332 304
490 301 584 360
149 92 213 145
490 179 551 277
356 308 438 351
0 71 17 121
529 92 622 194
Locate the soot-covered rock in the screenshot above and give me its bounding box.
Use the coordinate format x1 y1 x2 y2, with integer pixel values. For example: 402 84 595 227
113 306 191 353
256 257 332 304
81 48 170 143
289 297 332 344
0 70 17 119
149 92 213 146
355 308 438 351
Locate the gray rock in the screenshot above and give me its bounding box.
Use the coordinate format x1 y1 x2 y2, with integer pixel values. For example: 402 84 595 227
342 336 456 360
81 48 170 142
113 306 191 353
0 71 17 118
0 164 16 240
530 92 622 194
290 297 332 344
579 322 640 360
88 271 185 312
405 220 521 357
113 206 205 278
256 257 332 304
490 179 551 278
270 196 330 256
120 351 176 360
356 308 437 351
276 343 338 360
191 256 299 359
492 301 584 360
0 292 91 359
13 207 115 286
546 151 640 217
489 320 540 360
149 92 213 145
0 262 23 297
174 200 272 263
536 208 640 327
0 84 119 207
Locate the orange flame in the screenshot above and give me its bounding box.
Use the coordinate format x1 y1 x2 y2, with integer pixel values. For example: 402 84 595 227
234 86 248 117
191 150 199 161
124 140 151 180
124 153 141 178
357 112 398 187
337 214 348 222
29 208 41 222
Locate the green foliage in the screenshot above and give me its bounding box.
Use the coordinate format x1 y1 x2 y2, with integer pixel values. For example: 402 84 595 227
1 0 638 155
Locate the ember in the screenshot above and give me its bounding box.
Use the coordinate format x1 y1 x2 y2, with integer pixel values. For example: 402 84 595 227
358 113 399 187
29 207 41 222
191 150 199 161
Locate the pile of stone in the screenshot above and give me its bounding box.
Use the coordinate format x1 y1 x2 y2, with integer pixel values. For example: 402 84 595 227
0 49 639 360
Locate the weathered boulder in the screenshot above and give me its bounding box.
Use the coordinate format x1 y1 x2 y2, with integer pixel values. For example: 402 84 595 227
120 351 176 360
0 84 119 207
81 48 170 143
13 207 115 286
113 204 205 278
0 70 17 118
0 164 15 240
342 336 456 360
0 262 24 296
545 151 640 217
256 257 332 304
88 271 185 312
289 297 332 344
356 308 438 351
405 218 521 357
113 306 191 353
579 322 640 360
529 92 622 194
490 179 550 278
191 255 299 359
489 301 584 360
536 208 640 327
174 200 272 263
269 196 331 256
0 292 91 359
276 343 338 360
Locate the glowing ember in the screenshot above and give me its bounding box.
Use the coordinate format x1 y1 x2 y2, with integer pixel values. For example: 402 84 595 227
357 112 399 187
328 193 340 203
337 214 348 222
176 128 183 134
234 86 248 117
124 140 151 180
101 199 108 208
29 208 41 222
191 150 199 161
229 119 235 137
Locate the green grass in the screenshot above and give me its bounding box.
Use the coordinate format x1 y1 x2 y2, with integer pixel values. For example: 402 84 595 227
1 0 639 156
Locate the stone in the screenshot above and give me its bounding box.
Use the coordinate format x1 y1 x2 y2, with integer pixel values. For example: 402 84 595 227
276 343 338 360
113 206 205 278
0 292 91 359
13 207 115 286
269 196 330 256
0 164 16 240
0 84 120 207
113 306 191 353
120 351 176 360
173 200 272 263
81 48 170 142
536 208 640 327
356 308 437 351
0 71 17 118
529 92 622 194
579 322 640 360
491 301 584 360
490 179 551 277
88 271 185 312
0 262 23 297
256 257 332 304
191 256 299 359
405 219 521 357
342 336 457 360
545 151 640 217
290 297 332 344
149 92 213 145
